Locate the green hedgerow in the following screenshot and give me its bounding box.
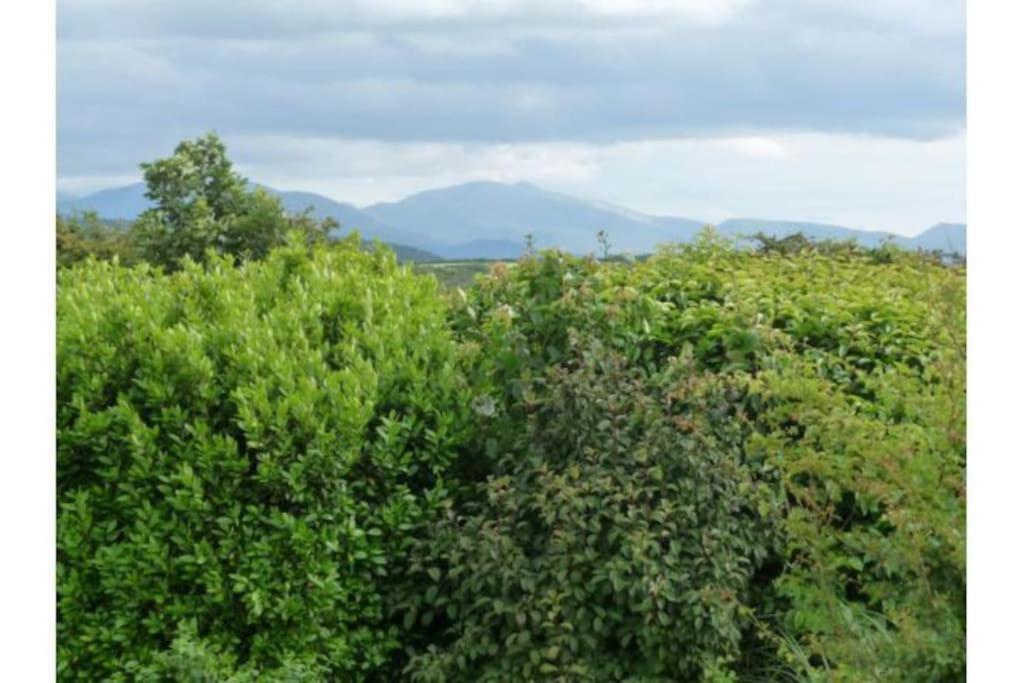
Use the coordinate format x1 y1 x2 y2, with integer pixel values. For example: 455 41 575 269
57 235 475 680
437 239 964 680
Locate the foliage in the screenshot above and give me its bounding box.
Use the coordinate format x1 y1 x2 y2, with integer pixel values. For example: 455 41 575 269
56 235 475 680
133 133 334 269
423 234 965 680
56 223 965 681
57 211 140 268
747 356 965 681
744 266 966 681
747 230 958 268
399 345 783 681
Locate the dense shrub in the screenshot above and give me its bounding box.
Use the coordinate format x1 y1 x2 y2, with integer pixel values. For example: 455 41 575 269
57 212 139 268
746 356 965 681
398 345 783 681
428 237 965 680
56 230 965 681
56 235 475 680
742 269 966 681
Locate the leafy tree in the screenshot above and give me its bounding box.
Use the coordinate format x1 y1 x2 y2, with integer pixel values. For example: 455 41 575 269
134 132 332 268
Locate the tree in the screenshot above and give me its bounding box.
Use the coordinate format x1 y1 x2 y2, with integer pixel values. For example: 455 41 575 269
523 232 536 257
134 132 332 269
597 229 611 259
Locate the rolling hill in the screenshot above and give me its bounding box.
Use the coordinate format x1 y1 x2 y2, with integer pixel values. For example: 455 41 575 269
716 218 965 254
58 184 152 220
903 222 966 253
58 181 965 259
57 183 440 262
56 182 440 261
365 181 705 256
716 218 900 247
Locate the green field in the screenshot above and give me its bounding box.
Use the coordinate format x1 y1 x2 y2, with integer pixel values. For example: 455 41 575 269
413 260 506 289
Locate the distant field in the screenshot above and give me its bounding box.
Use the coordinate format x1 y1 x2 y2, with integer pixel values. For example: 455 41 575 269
413 260 506 289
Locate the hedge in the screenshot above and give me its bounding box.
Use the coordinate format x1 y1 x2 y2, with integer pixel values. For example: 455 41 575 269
57 236 474 680
57 234 965 681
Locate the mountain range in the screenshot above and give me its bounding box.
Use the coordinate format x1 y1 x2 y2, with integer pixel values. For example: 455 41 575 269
57 181 966 259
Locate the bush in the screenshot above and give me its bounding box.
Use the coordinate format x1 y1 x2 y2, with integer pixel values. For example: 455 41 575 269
56 230 965 680
399 344 783 681
57 212 139 268
432 238 965 680
56 235 474 680
746 355 966 681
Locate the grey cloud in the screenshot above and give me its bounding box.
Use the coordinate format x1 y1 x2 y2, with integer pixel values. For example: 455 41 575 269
57 0 964 180
57 1 750 40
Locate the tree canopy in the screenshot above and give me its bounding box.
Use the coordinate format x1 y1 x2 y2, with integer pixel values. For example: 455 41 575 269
132 132 334 269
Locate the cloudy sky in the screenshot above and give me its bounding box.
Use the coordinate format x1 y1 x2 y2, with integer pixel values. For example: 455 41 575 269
57 0 965 235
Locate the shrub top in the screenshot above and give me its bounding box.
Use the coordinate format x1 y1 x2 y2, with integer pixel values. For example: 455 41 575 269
57 235 474 680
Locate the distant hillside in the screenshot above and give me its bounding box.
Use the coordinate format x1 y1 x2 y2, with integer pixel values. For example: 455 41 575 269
58 184 151 219
56 183 439 262
254 186 431 247
717 218 966 255
904 223 966 253
366 181 704 257
58 181 965 259
716 218 900 247
363 241 441 263
438 239 524 260
649 216 710 242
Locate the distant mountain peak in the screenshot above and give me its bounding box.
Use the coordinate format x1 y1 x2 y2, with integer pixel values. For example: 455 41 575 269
57 180 965 259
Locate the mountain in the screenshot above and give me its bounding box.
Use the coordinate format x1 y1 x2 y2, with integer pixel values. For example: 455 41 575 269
58 184 151 219
716 218 901 247
57 180 965 259
439 239 524 260
56 192 77 212
650 216 710 242
904 223 966 254
716 218 966 255
57 182 426 245
253 186 430 247
362 241 441 263
365 181 705 257
56 180 438 258
56 183 439 262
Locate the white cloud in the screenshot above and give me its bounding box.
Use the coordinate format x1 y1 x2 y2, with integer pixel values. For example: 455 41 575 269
716 137 788 159
575 0 747 22
226 136 603 200
57 174 142 196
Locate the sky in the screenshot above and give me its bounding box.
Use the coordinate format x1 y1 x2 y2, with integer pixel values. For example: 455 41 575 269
57 0 965 235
